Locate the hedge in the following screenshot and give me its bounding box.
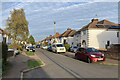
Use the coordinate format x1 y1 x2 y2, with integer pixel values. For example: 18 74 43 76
64 44 70 51
2 43 8 72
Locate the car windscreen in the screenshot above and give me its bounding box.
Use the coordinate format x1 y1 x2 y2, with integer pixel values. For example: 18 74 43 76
86 48 99 53
30 47 35 49
56 44 64 47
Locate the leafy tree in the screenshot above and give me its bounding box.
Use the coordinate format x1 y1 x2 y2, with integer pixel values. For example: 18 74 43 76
5 8 29 42
28 35 35 45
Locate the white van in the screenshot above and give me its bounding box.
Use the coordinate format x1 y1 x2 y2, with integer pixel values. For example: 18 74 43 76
52 43 66 53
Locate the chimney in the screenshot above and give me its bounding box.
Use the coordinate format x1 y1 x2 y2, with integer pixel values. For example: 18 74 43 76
67 28 71 31
91 19 98 22
56 32 59 35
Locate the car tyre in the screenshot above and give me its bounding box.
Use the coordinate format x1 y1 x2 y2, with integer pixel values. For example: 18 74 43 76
87 57 91 63
75 54 78 59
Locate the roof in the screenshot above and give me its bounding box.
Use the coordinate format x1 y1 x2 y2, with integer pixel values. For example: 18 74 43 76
78 19 119 32
60 28 77 37
51 32 60 39
47 35 53 40
0 27 7 34
56 34 62 38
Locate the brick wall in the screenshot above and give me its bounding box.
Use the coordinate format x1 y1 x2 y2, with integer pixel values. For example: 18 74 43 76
106 44 120 60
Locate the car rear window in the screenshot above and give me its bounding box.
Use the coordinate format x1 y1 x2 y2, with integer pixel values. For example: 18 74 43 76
56 44 64 47
86 48 99 53
30 46 35 49
73 46 77 48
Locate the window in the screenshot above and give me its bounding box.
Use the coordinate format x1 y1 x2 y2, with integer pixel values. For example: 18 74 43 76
72 42 74 45
56 44 64 47
107 41 110 46
117 32 119 37
86 48 99 53
78 48 85 52
82 30 86 35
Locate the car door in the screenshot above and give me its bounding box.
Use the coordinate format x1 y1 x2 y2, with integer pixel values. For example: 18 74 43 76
76 48 82 59
80 48 88 60
52 45 55 52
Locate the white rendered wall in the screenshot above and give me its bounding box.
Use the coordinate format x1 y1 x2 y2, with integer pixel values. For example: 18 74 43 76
66 37 74 47
0 34 2 43
81 29 88 47
88 28 119 49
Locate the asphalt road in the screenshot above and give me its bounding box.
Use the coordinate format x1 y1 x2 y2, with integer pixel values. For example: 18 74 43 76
24 48 118 79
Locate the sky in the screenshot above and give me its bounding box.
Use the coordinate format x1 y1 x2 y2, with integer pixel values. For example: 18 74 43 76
1 1 119 42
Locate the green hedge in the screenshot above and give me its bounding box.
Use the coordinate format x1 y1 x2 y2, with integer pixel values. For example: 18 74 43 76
9 43 22 51
2 43 8 72
64 44 70 51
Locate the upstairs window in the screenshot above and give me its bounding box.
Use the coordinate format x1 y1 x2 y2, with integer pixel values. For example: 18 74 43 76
82 30 86 35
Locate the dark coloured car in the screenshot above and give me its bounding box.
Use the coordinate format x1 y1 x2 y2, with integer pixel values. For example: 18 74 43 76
75 47 105 63
29 46 35 52
47 46 52 51
36 44 40 48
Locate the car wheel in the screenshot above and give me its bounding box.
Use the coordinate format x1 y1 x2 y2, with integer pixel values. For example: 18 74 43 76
75 54 78 59
87 57 91 63
55 50 58 54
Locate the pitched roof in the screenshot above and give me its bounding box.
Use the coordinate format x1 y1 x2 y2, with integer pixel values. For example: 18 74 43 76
52 32 59 39
78 19 119 32
47 35 53 40
60 28 77 37
56 34 62 38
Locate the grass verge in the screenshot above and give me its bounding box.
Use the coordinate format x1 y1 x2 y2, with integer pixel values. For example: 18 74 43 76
27 60 43 68
26 51 35 55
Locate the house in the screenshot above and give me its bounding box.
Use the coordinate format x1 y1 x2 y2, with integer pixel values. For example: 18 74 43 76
59 28 77 46
50 32 60 44
73 19 120 49
0 27 11 45
47 35 53 45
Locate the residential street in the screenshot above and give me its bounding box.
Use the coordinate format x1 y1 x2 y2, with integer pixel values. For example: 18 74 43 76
24 48 118 78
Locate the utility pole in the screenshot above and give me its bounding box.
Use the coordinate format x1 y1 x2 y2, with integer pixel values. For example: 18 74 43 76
54 21 56 35
54 21 56 43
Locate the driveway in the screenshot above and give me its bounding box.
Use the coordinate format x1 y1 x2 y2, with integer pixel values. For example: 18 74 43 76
24 48 118 79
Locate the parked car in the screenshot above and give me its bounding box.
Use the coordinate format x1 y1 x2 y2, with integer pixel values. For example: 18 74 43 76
70 46 78 52
8 49 19 55
42 45 48 49
75 47 105 63
29 46 35 52
36 44 40 48
26 46 30 51
52 43 66 53
47 46 52 51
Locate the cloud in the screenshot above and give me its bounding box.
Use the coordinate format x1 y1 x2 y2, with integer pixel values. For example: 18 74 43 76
1 2 118 41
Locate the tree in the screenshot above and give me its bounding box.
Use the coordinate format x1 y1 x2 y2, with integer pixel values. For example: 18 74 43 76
5 8 29 41
28 35 35 45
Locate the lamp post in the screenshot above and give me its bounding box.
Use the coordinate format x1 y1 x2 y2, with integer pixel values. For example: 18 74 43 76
54 21 56 43
54 21 56 35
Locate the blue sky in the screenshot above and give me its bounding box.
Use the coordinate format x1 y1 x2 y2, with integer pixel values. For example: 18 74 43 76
1 1 118 42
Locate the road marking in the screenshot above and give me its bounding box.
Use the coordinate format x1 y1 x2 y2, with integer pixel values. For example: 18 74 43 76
39 49 85 80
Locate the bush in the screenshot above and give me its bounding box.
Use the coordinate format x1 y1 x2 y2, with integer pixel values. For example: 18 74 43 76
2 43 8 72
18 49 22 54
9 43 22 51
64 44 70 51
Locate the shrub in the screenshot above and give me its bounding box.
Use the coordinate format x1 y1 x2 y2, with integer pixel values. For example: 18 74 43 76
64 44 70 51
2 43 8 72
9 43 22 50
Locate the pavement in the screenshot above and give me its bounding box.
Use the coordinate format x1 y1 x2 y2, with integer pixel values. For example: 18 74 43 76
2 49 41 78
24 48 118 78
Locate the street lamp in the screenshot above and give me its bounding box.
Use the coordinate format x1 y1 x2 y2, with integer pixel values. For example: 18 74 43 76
54 21 56 35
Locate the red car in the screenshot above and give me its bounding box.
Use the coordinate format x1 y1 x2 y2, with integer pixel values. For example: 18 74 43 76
75 47 105 63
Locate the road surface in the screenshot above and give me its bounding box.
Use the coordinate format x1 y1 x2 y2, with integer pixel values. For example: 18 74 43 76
24 48 118 79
